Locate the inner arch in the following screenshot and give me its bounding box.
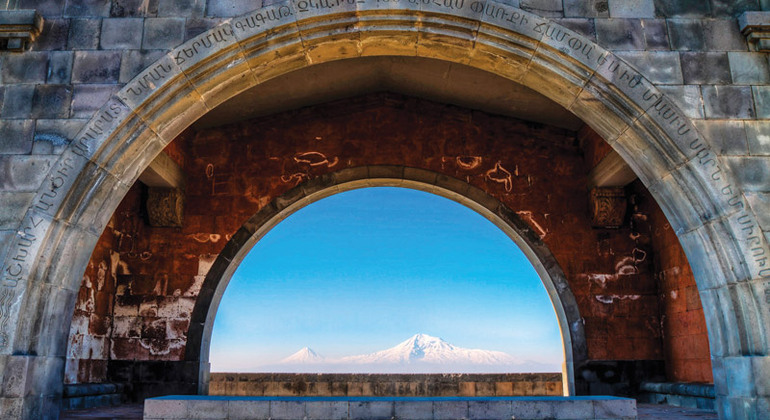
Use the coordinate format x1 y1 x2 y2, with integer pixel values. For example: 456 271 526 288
210 186 565 374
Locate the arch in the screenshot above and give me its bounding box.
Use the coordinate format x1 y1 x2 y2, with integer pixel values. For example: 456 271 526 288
187 166 587 396
1 1 767 417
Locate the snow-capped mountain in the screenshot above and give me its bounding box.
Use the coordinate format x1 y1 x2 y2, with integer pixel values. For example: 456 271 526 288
280 346 325 364
339 333 520 365
252 334 558 373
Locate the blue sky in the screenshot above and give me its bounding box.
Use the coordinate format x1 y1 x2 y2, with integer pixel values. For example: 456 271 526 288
209 187 563 371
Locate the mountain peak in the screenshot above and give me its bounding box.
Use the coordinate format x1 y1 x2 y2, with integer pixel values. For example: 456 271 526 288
280 346 324 364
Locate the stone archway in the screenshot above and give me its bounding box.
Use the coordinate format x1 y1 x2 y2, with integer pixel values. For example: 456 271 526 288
1 1 768 418
185 166 588 397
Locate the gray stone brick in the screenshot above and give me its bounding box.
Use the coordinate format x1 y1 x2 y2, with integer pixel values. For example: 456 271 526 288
33 119 85 154
120 49 168 83
47 51 74 84
0 156 54 191
609 0 655 18
641 19 670 50
111 0 156 17
1 52 49 84
68 19 102 50
563 0 609 17
520 0 563 17
205 0 261 17
71 84 120 119
616 51 682 84
725 156 769 192
696 120 749 155
668 19 705 50
72 51 122 84
729 52 770 84
0 120 34 154
653 0 711 17
745 121 770 155
554 18 596 40
0 193 34 230
31 85 72 119
596 18 645 50
100 18 144 49
703 85 755 119
745 192 770 229
752 86 770 119
658 85 704 119
142 17 186 50
0 230 14 265
158 0 205 17
33 18 70 51
18 0 65 16
1 85 35 119
704 19 749 51
710 0 758 16
64 0 112 17
681 52 731 84
185 17 225 39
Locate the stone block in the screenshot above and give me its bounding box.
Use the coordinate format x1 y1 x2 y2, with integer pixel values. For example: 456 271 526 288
0 120 34 154
653 0 710 17
395 400 432 420
305 401 348 420
142 17 186 50
1 85 34 118
725 156 770 192
64 0 112 17
680 52 731 85
120 49 168 83
31 85 72 119
68 18 102 49
72 51 122 83
510 400 555 418
723 356 756 398
159 0 206 17
0 193 32 230
554 18 596 40
349 401 392 420
752 86 770 119
228 399 270 419
468 400 510 420
33 119 85 154
433 400 467 419
48 51 74 84
702 85 755 119
188 399 228 418
667 19 705 51
185 17 225 39
593 397 637 417
271 400 305 420
657 85 704 119
616 51 682 84
1 52 48 83
595 18 645 50
729 52 770 84
608 0 654 18
34 18 70 51
0 155 53 192
563 0 609 17
745 121 770 155
553 399 593 419
519 0 563 17
100 18 144 49
206 0 263 17
696 120 748 155
711 0 757 16
144 398 188 418
111 0 155 17
71 84 120 119
704 19 748 51
641 19 669 50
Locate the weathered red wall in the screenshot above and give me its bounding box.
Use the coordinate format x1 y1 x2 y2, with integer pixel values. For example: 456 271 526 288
65 93 710 388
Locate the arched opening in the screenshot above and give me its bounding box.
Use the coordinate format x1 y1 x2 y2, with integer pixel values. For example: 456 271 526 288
204 182 575 393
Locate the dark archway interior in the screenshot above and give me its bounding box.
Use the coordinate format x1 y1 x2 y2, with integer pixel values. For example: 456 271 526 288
64 89 711 403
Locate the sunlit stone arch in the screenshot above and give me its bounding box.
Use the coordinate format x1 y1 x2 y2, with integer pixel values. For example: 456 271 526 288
1 0 768 417
187 166 588 396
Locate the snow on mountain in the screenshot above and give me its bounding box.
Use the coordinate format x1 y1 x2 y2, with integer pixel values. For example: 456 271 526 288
339 333 520 365
280 346 325 364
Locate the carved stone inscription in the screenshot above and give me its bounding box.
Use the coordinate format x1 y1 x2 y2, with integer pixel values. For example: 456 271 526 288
147 188 185 228
590 187 627 229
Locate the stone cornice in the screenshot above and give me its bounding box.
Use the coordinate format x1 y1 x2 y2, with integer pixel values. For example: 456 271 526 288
0 9 43 51
739 11 770 52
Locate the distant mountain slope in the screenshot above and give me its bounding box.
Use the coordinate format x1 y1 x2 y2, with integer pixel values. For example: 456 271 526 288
250 334 558 373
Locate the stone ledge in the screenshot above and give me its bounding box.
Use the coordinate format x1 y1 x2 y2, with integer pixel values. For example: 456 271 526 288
144 396 637 420
739 11 770 52
0 10 43 51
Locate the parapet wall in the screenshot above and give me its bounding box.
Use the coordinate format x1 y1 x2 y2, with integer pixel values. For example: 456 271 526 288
208 373 563 397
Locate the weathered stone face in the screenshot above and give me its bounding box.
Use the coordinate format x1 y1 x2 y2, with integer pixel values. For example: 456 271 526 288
0 0 769 418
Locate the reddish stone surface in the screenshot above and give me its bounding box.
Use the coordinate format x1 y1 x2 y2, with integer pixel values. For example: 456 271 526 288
65 93 711 386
